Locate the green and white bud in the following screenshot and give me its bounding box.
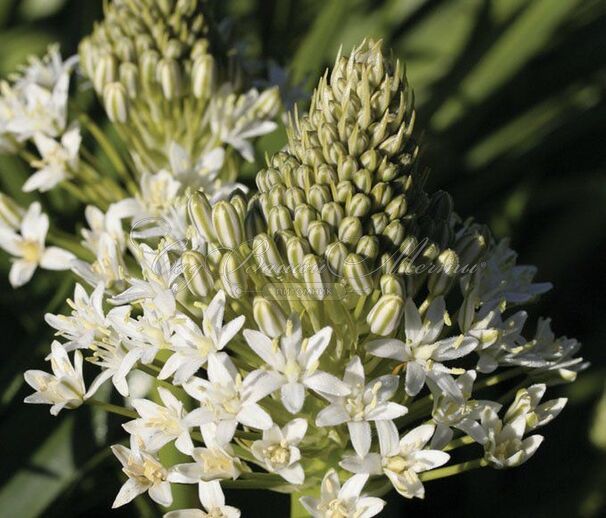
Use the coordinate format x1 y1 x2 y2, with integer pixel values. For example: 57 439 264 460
367 294 404 336
302 254 330 300
188 192 216 242
343 253 374 295
253 233 284 278
157 58 182 100
212 201 243 249
182 250 214 298
0 193 24 230
219 251 248 299
325 241 349 277
268 205 293 235
103 82 129 123
192 54 214 99
307 221 333 256
253 297 287 338
428 248 459 297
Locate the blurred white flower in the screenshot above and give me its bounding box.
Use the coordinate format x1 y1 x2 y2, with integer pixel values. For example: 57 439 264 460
0 201 74 287
24 341 86 415
24 125 81 192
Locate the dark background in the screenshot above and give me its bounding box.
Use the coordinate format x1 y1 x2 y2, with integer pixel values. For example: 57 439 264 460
0 0 604 516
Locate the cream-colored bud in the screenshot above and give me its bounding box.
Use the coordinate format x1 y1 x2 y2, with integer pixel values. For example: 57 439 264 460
367 294 404 336
103 82 129 123
212 201 243 249
182 251 214 297
253 297 287 338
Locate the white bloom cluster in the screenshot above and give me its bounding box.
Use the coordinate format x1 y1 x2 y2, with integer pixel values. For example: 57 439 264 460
0 4 585 516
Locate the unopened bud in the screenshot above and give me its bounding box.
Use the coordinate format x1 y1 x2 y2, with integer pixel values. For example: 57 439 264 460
188 192 216 242
103 82 129 123
219 251 248 299
343 253 374 295
253 297 287 338
212 201 243 249
157 57 183 99
367 294 404 336
182 251 214 297
192 55 214 99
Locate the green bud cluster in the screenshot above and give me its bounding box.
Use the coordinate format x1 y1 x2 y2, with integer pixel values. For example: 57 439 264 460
188 40 488 340
79 0 236 177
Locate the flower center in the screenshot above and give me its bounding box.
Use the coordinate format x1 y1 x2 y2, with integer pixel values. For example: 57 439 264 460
20 239 41 263
265 444 290 468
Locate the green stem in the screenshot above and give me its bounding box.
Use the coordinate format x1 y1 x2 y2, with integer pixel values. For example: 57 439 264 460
443 434 476 452
86 398 137 419
475 367 524 390
419 458 489 482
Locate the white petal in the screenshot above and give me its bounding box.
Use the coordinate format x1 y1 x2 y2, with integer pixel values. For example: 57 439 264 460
283 418 308 444
198 480 225 509
40 246 75 270
316 404 350 427
243 329 285 370
348 421 372 457
9 260 37 287
401 424 435 450
376 420 400 457
112 478 148 508
339 473 369 499
149 481 173 507
366 338 407 362
304 371 351 396
404 298 423 344
281 382 305 414
405 361 426 396
237 403 273 430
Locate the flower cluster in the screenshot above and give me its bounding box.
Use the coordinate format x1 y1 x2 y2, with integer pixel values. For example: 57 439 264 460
0 1 585 516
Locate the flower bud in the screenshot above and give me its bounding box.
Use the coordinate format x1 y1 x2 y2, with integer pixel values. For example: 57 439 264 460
308 221 333 255
219 251 248 298
337 155 358 181
320 202 344 229
325 241 348 277
380 274 406 297
182 250 214 297
356 235 379 262
294 204 317 238
188 192 216 242
367 294 404 335
338 216 363 246
268 205 293 235
343 253 374 295
307 185 332 211
286 236 310 279
284 187 306 211
192 54 214 99
253 297 287 338
119 63 139 98
94 54 117 93
212 201 243 249
428 249 459 297
103 82 129 123
253 233 283 278
157 57 183 99
245 203 267 241
302 254 330 300
346 193 372 218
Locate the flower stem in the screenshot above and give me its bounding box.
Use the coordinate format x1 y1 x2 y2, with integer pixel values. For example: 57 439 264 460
86 398 137 419
420 458 489 482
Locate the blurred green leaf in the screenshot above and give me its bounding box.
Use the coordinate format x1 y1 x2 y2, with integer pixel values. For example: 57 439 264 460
19 0 67 20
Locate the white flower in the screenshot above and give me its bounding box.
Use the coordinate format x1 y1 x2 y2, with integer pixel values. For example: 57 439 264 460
24 341 85 415
169 141 225 190
0 201 75 287
251 419 307 484
5 67 71 141
169 423 243 483
480 408 544 468
300 469 385 518
24 125 81 192
164 481 240 518
45 282 107 350
472 239 552 306
210 87 279 162
123 387 203 455
503 384 567 431
111 442 173 508
503 318 586 381
183 353 282 442
341 422 450 499
367 297 477 400
316 356 408 457
431 370 501 448
112 243 181 317
85 329 141 397
243 315 350 414
159 290 245 384
72 231 126 286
